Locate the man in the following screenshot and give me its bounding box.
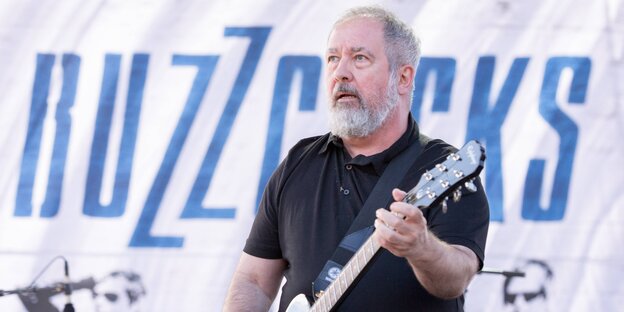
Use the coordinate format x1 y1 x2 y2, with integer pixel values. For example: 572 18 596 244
224 6 489 311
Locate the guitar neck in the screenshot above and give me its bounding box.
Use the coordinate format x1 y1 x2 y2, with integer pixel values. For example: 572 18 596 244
311 233 382 312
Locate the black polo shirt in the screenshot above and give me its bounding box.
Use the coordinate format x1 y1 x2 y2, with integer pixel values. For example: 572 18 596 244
244 116 489 311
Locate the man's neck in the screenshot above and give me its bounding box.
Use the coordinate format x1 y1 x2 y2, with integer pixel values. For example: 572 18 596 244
341 108 408 157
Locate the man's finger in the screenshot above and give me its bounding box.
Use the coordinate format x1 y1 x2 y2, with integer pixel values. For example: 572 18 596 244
392 188 407 201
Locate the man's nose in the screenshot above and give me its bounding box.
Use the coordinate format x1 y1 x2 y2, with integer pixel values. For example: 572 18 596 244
333 58 353 82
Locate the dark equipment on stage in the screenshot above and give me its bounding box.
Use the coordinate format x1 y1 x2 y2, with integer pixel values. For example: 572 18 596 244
480 266 526 278
0 255 89 312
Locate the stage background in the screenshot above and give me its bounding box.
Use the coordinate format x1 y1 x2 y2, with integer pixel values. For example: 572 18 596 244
1 0 622 311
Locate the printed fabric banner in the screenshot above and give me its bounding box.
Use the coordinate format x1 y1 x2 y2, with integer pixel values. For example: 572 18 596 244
0 0 622 311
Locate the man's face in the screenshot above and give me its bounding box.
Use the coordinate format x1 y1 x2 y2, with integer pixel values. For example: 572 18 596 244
325 17 398 138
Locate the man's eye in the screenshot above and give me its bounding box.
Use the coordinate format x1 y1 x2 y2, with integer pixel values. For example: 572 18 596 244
355 55 367 61
327 56 339 63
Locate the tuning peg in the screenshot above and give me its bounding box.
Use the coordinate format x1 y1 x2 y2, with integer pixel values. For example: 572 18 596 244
446 153 461 161
441 197 449 213
464 179 477 193
453 187 462 202
426 188 437 199
440 179 450 188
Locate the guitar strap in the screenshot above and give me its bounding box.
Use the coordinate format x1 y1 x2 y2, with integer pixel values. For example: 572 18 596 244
312 134 431 299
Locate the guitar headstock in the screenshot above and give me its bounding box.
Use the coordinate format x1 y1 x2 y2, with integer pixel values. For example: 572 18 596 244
403 140 485 212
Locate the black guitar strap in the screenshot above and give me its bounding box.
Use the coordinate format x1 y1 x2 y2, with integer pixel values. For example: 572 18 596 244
312 134 430 299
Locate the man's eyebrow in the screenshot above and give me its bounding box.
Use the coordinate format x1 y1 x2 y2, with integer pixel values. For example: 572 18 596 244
351 47 369 53
326 47 375 56
352 47 375 60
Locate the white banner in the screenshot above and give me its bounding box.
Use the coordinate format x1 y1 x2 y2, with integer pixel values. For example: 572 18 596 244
0 0 622 311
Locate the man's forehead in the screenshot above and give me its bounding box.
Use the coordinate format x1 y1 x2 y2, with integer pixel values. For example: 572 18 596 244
327 18 384 46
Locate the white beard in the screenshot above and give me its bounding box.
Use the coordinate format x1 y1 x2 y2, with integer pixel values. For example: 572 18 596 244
329 74 399 138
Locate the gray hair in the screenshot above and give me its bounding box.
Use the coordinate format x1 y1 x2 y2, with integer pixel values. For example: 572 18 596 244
332 6 421 73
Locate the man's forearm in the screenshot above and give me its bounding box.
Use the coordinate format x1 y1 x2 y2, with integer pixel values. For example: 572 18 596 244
223 273 275 312
224 253 286 311
406 235 479 299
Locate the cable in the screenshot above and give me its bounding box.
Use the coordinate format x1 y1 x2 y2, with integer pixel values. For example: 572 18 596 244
27 255 69 289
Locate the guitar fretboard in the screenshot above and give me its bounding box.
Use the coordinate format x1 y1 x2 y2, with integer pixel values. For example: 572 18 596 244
311 234 381 312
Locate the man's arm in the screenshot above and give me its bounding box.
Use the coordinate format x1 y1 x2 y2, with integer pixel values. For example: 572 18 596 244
374 189 480 299
223 252 287 311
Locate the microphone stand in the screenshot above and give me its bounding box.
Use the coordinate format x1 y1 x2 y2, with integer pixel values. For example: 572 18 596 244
0 286 37 297
480 266 526 278
62 259 74 312
0 255 75 312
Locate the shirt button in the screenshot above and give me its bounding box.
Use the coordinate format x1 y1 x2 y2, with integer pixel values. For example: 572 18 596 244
345 164 352 170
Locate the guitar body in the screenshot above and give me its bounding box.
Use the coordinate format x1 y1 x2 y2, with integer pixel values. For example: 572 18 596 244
285 294 311 312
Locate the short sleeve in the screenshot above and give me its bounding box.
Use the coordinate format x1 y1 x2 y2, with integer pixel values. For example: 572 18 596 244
243 162 285 259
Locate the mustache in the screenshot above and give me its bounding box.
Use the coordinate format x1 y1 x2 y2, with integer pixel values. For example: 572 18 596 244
332 83 361 101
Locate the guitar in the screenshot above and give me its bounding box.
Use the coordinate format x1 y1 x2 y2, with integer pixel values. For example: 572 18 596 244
285 140 486 312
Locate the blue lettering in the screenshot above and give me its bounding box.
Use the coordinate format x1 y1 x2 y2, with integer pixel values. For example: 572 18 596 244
411 57 456 122
16 54 80 217
40 54 81 217
15 54 55 216
84 54 148 217
181 27 272 219
465 56 529 222
255 55 321 210
522 57 590 220
129 55 219 247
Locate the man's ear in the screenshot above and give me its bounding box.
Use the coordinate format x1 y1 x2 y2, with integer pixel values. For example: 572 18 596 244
397 64 415 96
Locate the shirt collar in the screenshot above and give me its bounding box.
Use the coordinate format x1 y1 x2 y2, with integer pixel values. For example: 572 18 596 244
320 113 420 175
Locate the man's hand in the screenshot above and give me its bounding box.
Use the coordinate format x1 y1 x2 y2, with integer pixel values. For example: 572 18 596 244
373 188 480 299
373 188 432 260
